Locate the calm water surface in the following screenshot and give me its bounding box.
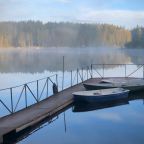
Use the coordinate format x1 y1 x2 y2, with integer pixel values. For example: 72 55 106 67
0 47 144 144
19 99 144 144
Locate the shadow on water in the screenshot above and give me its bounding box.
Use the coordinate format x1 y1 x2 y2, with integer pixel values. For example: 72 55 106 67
3 90 144 144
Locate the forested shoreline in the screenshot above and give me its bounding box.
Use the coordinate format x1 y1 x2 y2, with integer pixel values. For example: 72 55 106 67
0 21 143 48
125 27 144 48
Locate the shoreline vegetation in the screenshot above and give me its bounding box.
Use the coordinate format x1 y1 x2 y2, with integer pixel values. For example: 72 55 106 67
0 21 143 48
124 26 144 48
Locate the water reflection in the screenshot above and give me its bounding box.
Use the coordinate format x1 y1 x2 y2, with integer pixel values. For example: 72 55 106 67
73 99 129 112
124 48 144 64
3 105 71 144
3 91 144 144
73 91 144 113
0 48 131 72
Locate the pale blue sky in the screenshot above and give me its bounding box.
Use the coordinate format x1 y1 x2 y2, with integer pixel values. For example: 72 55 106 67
0 0 144 28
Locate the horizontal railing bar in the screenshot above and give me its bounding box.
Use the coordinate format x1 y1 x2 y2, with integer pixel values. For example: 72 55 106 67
0 74 57 92
92 64 144 66
26 74 57 85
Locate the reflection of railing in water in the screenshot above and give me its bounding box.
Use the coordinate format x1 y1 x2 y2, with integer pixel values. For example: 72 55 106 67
0 63 144 117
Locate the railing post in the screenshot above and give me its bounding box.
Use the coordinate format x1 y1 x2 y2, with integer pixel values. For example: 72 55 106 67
71 70 72 87
91 64 93 78
24 84 28 108
10 88 13 113
56 74 58 90
46 78 49 97
103 64 104 78
62 56 65 90
82 67 83 82
77 69 78 84
37 80 39 101
125 64 126 78
87 66 89 80
143 65 144 79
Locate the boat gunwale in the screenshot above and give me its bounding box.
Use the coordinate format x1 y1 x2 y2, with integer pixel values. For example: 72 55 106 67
73 88 129 97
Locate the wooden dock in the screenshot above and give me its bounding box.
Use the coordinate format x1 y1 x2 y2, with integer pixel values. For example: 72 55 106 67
0 78 102 143
0 63 143 143
0 76 141 143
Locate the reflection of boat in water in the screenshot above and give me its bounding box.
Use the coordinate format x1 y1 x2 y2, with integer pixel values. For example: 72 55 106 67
73 88 129 103
73 91 144 113
128 90 144 101
73 99 129 112
83 78 144 92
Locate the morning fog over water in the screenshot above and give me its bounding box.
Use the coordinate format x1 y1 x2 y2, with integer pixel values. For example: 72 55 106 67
0 47 144 88
0 47 143 72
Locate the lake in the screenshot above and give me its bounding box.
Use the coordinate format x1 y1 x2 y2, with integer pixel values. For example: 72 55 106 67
0 47 144 144
20 97 144 144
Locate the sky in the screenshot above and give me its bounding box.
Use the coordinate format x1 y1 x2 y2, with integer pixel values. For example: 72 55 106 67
0 0 144 28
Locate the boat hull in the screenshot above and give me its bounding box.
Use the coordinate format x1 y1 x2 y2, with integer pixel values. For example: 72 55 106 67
83 83 144 92
74 90 129 103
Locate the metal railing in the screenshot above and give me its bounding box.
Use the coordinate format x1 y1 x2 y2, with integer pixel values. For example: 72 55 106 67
0 63 144 117
91 64 144 79
0 74 58 115
70 66 92 87
0 66 93 117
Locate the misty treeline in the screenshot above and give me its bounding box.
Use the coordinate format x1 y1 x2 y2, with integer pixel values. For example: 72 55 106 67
125 26 144 48
0 21 136 48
